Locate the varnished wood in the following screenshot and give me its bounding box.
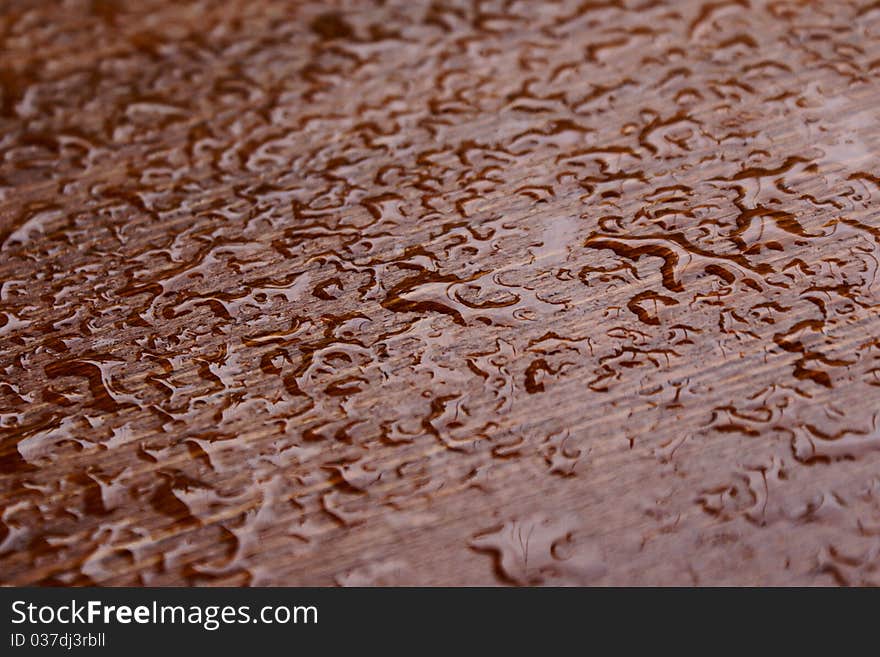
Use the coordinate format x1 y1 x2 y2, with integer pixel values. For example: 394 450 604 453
2 0 880 586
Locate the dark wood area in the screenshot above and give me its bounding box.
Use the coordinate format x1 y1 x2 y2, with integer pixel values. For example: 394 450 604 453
2 0 880 585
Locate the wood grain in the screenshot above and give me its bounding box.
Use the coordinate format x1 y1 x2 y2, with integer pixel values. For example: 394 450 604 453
2 0 880 586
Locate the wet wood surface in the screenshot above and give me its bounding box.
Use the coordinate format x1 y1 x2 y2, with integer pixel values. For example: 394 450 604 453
2 0 880 586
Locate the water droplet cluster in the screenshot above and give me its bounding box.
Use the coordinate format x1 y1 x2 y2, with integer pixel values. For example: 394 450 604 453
2 0 880 585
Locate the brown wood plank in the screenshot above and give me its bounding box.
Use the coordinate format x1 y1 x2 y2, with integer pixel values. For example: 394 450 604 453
1 0 880 586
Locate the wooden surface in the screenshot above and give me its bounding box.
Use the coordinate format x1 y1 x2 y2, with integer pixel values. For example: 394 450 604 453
2 0 880 586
